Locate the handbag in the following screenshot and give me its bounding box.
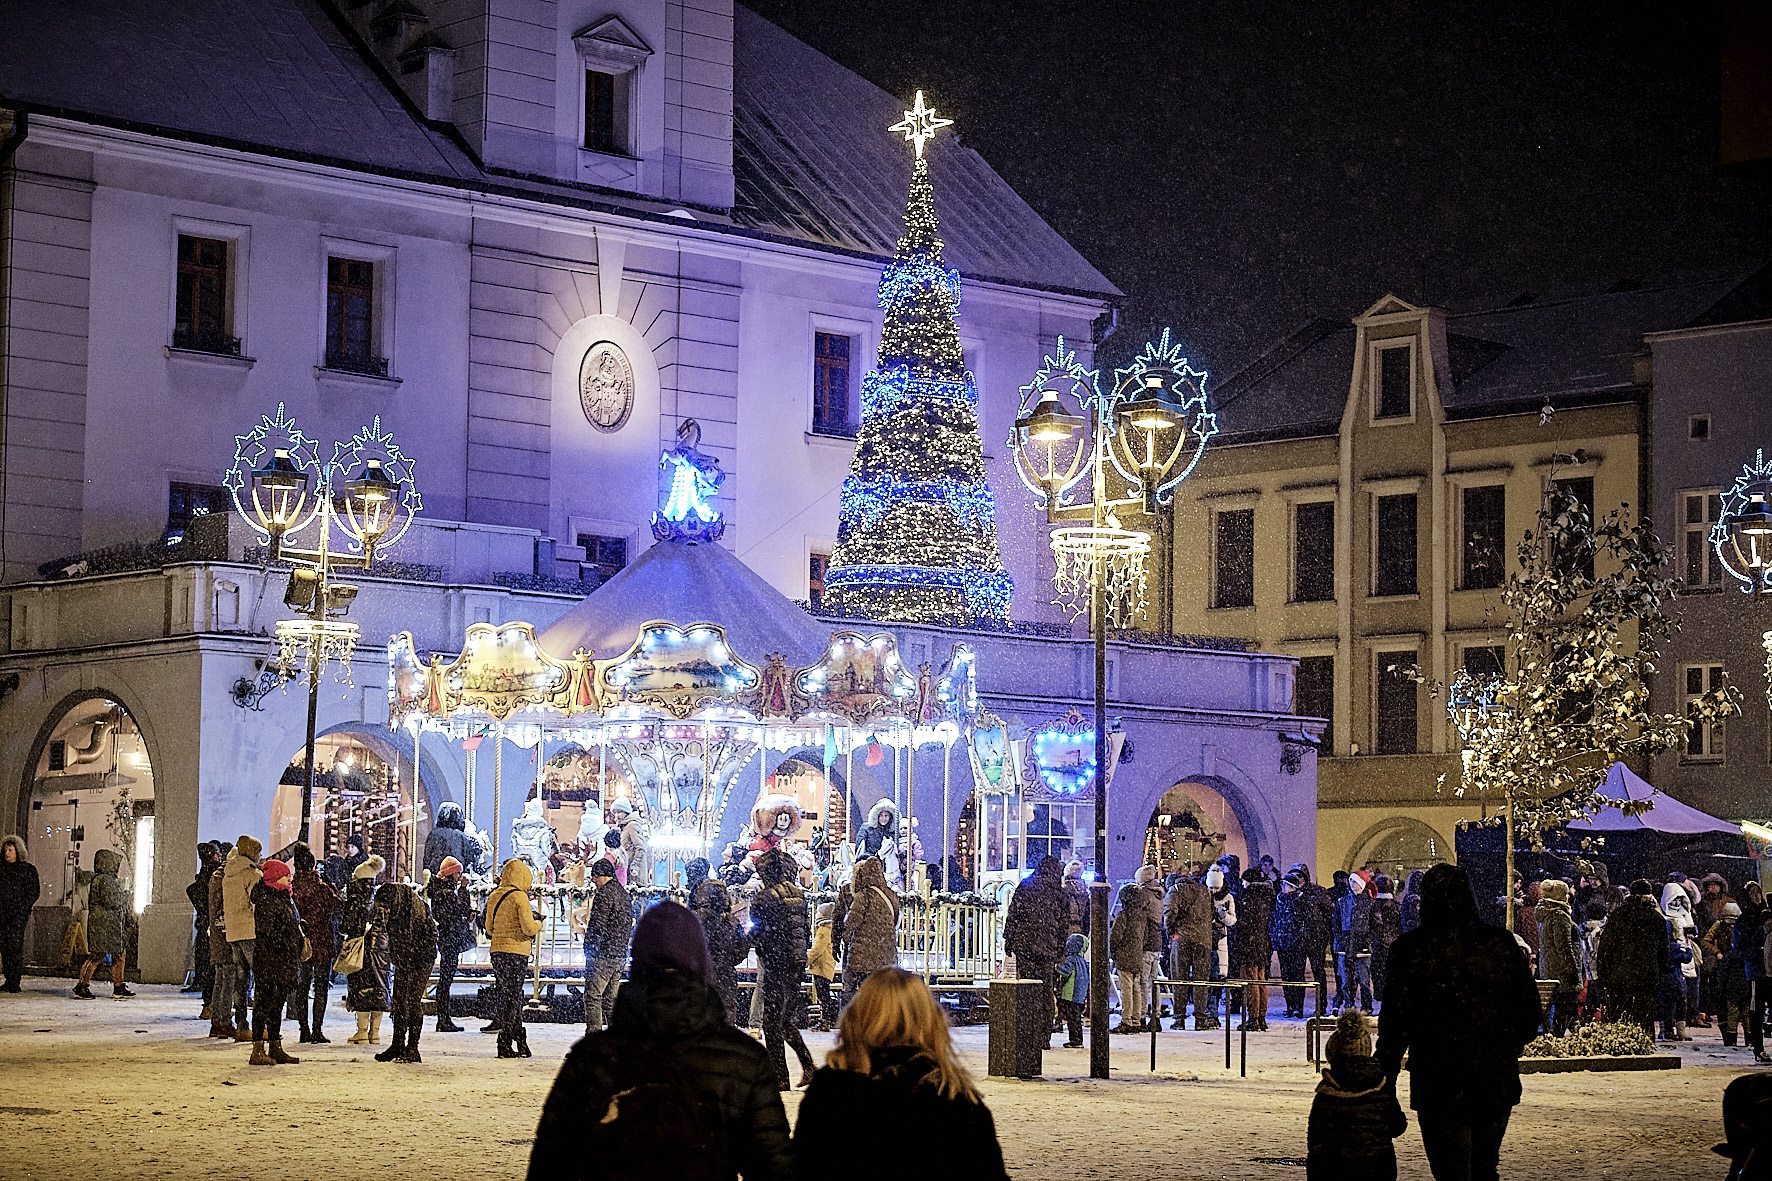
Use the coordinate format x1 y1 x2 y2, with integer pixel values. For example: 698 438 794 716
333 923 368 976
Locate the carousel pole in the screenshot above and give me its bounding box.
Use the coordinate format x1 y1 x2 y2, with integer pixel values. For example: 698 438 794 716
845 732 855 857
941 740 951 893
493 722 505 869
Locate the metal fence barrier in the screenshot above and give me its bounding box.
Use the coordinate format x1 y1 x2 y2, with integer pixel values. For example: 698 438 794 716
1147 975 1327 1076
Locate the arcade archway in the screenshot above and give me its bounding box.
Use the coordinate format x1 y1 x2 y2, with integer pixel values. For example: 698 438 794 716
270 729 430 877
1144 781 1247 877
1348 817 1449 882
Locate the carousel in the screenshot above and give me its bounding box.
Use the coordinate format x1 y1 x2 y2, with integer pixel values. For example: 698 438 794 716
386 423 1003 994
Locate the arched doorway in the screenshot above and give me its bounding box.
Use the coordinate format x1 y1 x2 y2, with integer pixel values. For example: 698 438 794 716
23 696 157 964
270 730 426 878
1145 781 1247 877
1351 818 1448 883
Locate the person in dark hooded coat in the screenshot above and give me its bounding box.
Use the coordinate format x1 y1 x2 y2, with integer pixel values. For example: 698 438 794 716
1295 863 1335 1015
1595 878 1669 1035
528 901 792 1181
1399 869 1426 933
1308 1008 1406 1179
689 868 749 1024
288 843 341 1042
0 834 41 992
375 880 438 1063
423 801 483 877
74 848 134 998
751 847 816 1089
1002 855 1067 1044
247 859 304 1065
1377 863 1541 1181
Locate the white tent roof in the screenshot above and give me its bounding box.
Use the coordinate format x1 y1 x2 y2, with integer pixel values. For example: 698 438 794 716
536 538 833 667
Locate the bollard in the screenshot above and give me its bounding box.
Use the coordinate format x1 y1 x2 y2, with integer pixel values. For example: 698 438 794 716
987 978 1044 1078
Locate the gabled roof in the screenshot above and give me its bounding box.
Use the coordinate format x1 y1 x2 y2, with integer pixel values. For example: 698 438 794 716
1207 269 1765 444
729 6 1117 298
0 0 480 180
0 0 1115 299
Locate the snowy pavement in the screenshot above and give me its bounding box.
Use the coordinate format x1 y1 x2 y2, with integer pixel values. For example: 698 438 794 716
0 980 1760 1180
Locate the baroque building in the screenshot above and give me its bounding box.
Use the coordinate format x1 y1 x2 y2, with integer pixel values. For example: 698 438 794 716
0 0 1320 979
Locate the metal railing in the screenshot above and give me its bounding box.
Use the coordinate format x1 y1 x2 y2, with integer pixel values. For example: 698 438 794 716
896 898 1001 979
1146 975 1327 1076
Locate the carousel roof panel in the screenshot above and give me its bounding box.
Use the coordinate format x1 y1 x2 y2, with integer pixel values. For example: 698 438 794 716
537 538 833 668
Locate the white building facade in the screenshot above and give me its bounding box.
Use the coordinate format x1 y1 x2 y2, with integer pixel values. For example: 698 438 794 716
0 0 1318 980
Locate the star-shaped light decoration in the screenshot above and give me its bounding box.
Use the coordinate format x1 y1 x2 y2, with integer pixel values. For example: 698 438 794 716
888 90 953 159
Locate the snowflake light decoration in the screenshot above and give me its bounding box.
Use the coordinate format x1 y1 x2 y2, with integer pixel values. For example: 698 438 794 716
225 402 325 543
1711 448 1772 594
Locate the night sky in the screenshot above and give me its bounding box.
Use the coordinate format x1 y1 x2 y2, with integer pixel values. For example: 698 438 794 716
747 0 1772 376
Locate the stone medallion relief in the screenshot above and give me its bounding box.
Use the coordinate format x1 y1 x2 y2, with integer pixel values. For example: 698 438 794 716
579 340 635 432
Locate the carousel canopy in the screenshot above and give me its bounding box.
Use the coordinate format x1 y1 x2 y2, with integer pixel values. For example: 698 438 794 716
537 536 832 669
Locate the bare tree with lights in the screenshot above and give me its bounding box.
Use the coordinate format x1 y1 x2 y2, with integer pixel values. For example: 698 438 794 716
1440 483 1739 924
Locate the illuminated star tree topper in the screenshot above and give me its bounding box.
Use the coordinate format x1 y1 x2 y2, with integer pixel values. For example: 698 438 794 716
888 90 953 159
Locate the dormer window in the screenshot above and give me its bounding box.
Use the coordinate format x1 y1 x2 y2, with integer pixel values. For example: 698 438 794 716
573 16 652 159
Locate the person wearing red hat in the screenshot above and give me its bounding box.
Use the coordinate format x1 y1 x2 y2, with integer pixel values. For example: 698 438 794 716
248 859 303 1065
1335 870 1376 1014
425 856 474 1033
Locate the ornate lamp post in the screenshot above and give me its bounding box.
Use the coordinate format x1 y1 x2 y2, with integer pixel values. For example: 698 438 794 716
1010 332 1215 1079
1713 450 1772 708
226 404 421 843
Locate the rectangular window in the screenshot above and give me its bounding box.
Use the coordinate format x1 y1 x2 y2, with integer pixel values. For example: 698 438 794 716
1293 501 1335 602
809 551 831 607
1374 493 1418 596
1295 654 1334 755
1683 663 1725 761
812 332 854 436
1689 415 1710 441
576 533 628 585
174 235 237 355
1374 650 1419 755
1552 477 1595 580
167 481 229 539
1213 508 1255 608
1683 490 1723 587
1460 485 1506 590
1462 644 1505 679
1375 345 1412 419
584 70 618 153
325 257 384 375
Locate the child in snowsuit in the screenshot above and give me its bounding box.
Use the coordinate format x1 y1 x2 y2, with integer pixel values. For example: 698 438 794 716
1307 1008 1406 1180
1056 933 1090 1048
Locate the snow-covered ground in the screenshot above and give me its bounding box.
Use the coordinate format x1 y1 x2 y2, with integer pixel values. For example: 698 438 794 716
0 980 1757 1179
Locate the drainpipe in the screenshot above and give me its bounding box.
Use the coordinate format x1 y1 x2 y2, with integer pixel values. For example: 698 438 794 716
0 110 25 583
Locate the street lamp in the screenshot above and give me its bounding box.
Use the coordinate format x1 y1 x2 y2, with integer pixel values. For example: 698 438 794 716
1712 449 1772 711
1010 330 1215 1079
226 404 421 844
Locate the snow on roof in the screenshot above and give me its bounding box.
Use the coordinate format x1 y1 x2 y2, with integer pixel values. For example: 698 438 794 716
536 537 832 668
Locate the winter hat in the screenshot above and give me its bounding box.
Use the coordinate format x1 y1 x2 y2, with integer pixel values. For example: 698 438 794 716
630 900 713 980
1205 865 1225 890
1325 1008 1373 1059
1064 860 1084 880
611 798 634 816
602 830 623 849
353 854 386 880
438 856 463 878
1347 869 1373 896
1135 863 1160 887
235 834 263 862
589 858 617 879
1722 901 1741 919
291 844 317 873
1629 878 1655 898
1540 879 1570 903
261 859 293 891
1418 864 1481 928
1373 874 1392 896
197 841 217 861
1281 871 1304 892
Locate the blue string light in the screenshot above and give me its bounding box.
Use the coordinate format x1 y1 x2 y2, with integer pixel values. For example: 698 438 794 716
839 475 997 531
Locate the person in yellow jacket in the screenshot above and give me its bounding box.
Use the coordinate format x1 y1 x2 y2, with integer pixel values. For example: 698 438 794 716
483 858 543 1058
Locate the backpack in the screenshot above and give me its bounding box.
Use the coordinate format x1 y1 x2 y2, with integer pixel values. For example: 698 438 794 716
582 1042 730 1181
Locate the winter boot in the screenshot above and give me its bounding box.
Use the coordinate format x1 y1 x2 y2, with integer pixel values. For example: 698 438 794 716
403 1024 422 1064
369 1011 384 1043
199 1004 212 1021
268 1040 299 1064
436 1010 464 1033
376 1022 406 1062
232 1026 253 1042
71 982 94 999
248 1040 273 1066
112 984 136 998
348 1012 371 1045
208 1020 236 1039
496 1031 520 1059
514 1028 532 1058
1675 1021 1688 1040
481 1020 502 1034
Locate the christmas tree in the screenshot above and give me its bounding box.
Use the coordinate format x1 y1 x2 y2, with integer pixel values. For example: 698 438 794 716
821 94 1012 626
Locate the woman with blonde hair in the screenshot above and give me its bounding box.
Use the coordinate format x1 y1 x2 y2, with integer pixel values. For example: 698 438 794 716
793 969 1008 1181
